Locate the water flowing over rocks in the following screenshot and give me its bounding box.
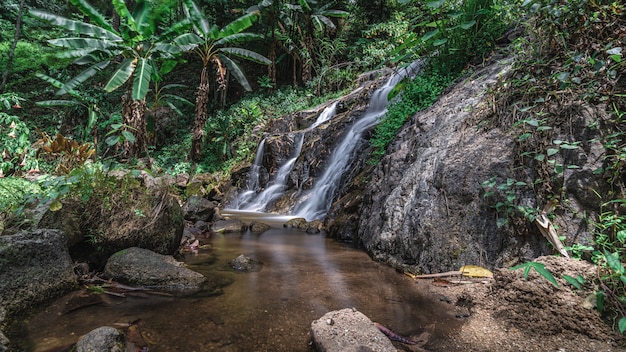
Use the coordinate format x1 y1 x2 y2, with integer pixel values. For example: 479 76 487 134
311 308 397 352
104 247 206 294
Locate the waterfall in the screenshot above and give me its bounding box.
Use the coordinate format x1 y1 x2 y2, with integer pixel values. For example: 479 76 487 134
310 101 338 129
233 139 266 208
230 102 340 212
294 61 424 221
239 133 304 212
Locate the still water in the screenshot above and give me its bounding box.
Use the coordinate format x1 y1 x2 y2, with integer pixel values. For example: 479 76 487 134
20 228 460 351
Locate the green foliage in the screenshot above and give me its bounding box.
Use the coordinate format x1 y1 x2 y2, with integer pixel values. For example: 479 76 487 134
0 104 37 176
392 0 509 71
481 176 535 228
0 177 41 213
0 42 56 76
369 65 456 164
350 11 412 69
510 261 559 287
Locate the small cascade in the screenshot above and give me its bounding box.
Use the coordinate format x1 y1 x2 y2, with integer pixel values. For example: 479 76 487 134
231 102 340 212
239 133 305 212
294 61 424 221
310 101 338 129
233 139 266 208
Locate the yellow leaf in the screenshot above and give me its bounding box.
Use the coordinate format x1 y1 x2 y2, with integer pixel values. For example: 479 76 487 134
459 265 493 278
404 271 416 279
49 199 63 212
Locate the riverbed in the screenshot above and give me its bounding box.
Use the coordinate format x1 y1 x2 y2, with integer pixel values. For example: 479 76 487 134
18 228 460 351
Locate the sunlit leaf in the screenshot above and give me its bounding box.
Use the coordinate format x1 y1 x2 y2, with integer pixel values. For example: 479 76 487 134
49 199 63 211
460 265 493 278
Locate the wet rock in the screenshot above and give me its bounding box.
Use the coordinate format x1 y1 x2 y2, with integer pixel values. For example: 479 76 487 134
311 308 397 352
0 229 76 323
284 218 307 229
326 57 593 273
104 247 206 294
305 220 324 234
182 196 217 222
75 326 123 352
249 222 271 233
230 254 263 272
212 218 247 233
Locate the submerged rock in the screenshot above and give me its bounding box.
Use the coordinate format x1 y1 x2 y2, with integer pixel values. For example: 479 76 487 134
75 326 123 352
230 254 263 272
104 247 206 294
310 308 397 352
249 222 271 233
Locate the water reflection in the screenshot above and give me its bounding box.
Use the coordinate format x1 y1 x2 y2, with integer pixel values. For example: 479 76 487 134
20 228 459 352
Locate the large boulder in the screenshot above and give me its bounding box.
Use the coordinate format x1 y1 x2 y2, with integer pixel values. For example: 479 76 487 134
0 229 76 333
311 308 397 352
104 247 206 294
38 188 184 266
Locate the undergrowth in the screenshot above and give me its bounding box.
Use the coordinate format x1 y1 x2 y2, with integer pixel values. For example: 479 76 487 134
369 65 457 163
485 0 626 333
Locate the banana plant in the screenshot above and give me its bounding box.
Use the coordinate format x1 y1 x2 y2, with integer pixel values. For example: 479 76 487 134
297 0 349 81
175 0 271 161
30 0 190 158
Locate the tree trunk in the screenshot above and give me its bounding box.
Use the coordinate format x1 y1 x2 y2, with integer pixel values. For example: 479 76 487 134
0 0 25 93
268 12 277 86
121 91 147 158
190 66 210 161
302 17 314 82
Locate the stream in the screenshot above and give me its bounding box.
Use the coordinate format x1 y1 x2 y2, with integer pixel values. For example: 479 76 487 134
17 224 460 351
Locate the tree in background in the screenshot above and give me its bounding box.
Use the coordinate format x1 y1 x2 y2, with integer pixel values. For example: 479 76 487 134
30 0 190 158
0 0 26 93
176 0 270 161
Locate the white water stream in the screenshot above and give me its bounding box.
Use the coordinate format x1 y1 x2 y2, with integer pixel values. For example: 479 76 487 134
230 61 422 220
294 61 423 220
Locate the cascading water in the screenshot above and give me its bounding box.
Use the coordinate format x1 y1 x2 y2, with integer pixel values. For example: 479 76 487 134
310 101 338 129
230 102 340 212
232 138 266 208
230 62 422 220
294 61 424 221
237 133 304 212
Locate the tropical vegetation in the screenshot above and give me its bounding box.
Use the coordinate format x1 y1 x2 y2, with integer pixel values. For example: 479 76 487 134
0 0 624 336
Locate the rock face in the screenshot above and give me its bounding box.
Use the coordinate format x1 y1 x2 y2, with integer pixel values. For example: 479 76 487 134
104 247 206 294
310 308 397 352
0 229 76 324
326 57 607 273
